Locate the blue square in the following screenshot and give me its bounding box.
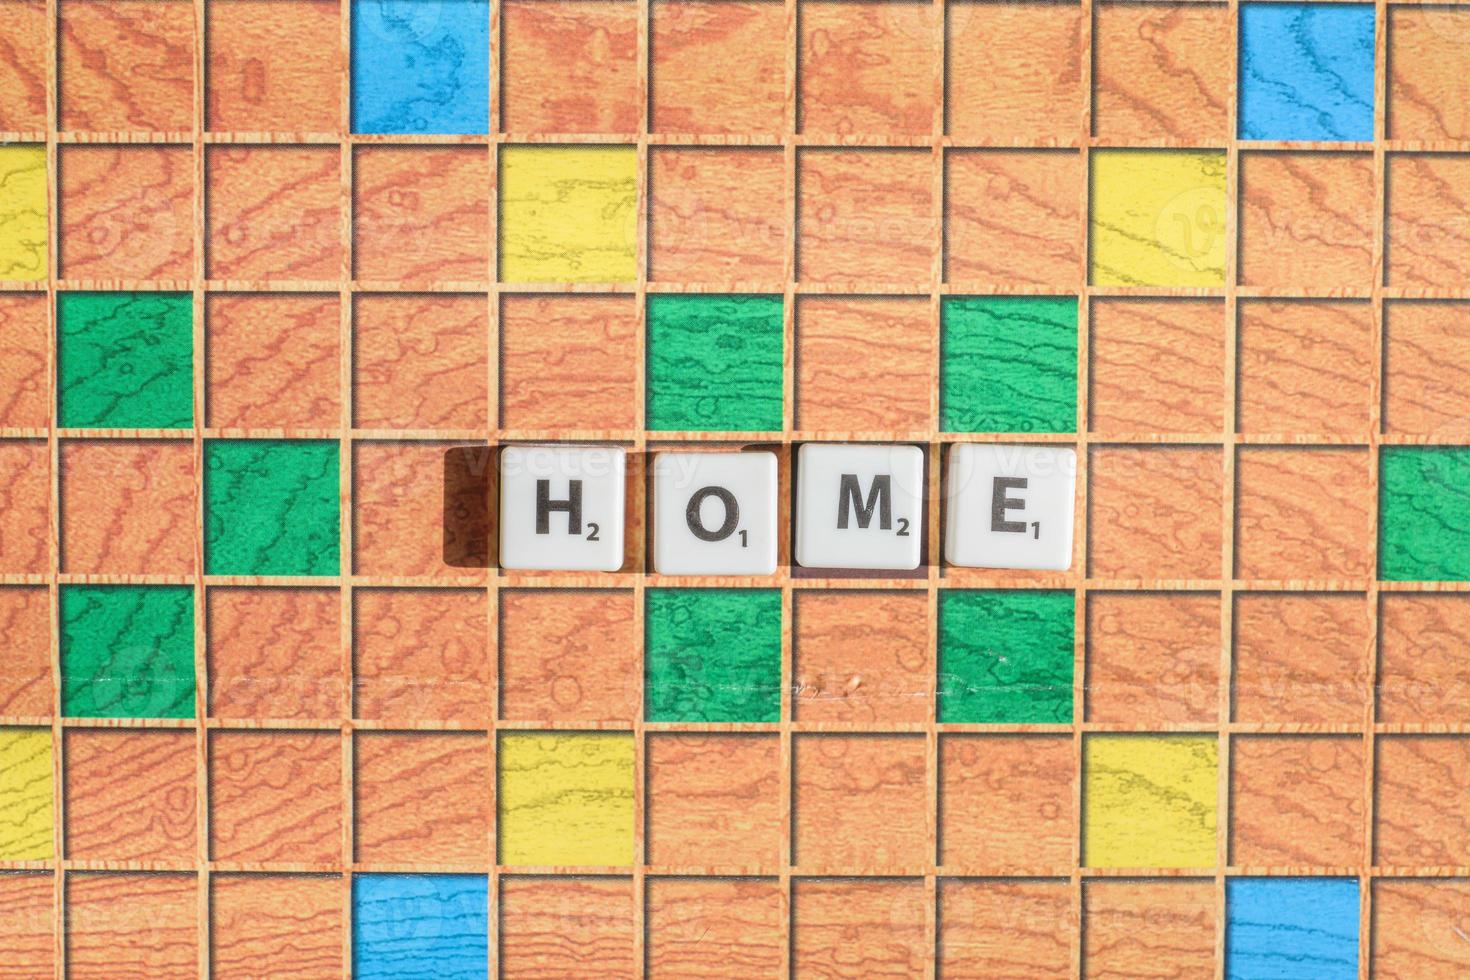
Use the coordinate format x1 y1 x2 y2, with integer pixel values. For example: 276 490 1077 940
1239 4 1375 141
352 0 490 134
353 874 489 980
1226 878 1359 980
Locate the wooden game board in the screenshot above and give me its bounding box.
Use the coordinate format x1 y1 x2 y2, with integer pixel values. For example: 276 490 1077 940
1 0 1470 977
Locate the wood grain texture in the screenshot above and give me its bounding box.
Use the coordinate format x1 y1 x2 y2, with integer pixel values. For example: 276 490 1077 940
947 2 1081 145
208 731 341 863
0 729 51 860
354 732 489 864
1385 301 1470 438
206 587 343 720
0 146 45 281
1239 152 1374 288
1388 8 1470 141
1092 3 1230 141
1083 734 1217 869
204 440 339 576
0 295 47 428
58 0 194 131
1087 446 1223 580
1235 448 1373 579
647 878 785 979
1089 150 1227 288
206 293 340 428
499 294 639 431
499 876 635 979
499 145 638 284
1085 592 1219 724
1379 594 1470 725
0 440 48 574
498 733 635 867
646 734 782 867
1089 299 1225 434
1230 736 1364 868
646 295 786 431
0 0 45 131
650 148 785 282
502 0 639 134
1082 880 1216 980
797 149 933 284
64 729 195 861
211 874 343 980
794 590 931 723
1374 737 1470 868
1232 593 1370 725
60 585 195 719
792 878 927 979
354 588 489 724
205 0 342 132
499 589 638 723
1236 300 1374 436
0 873 52 980
353 294 488 429
0 588 50 716
60 145 193 279
1372 879 1470 977
938 879 1072 980
353 147 490 281
945 150 1080 287
799 0 933 137
67 873 197 980
60 440 196 575
57 292 193 428
205 146 341 280
939 735 1073 871
796 296 933 431
354 441 470 577
1386 154 1470 288
793 735 927 869
650 0 787 134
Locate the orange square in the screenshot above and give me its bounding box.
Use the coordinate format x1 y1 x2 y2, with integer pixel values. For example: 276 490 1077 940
1239 153 1374 288
1086 592 1219 724
796 296 932 431
794 590 931 723
647 878 785 978
206 0 342 132
1386 301 1470 438
206 294 341 428
0 588 50 716
61 440 196 575
651 0 786 134
209 731 341 863
502 0 639 133
1372 879 1470 977
499 589 638 722
65 729 196 862
59 0 194 131
1237 300 1374 436
500 295 638 431
354 732 489 864
946 150 1080 287
0 1 46 131
799 0 933 136
1089 299 1225 434
794 735 927 869
1387 154 1470 288
940 735 1073 871
353 148 490 282
947 2 1082 145
939 880 1072 978
1088 446 1223 580
207 587 344 720
1233 593 1369 725
207 146 341 281
1083 881 1215 979
500 877 635 978
354 441 475 577
792 878 926 976
60 145 193 279
1375 737 1470 867
353 588 489 724
0 874 53 975
1230 736 1364 867
0 294 48 428
353 294 488 429
646 734 782 868
1379 594 1470 724
1093 3 1231 141
650 148 786 283
797 149 933 284
211 874 343 980
1388 9 1470 141
1235 448 1372 580
67 873 197 980
0 440 48 574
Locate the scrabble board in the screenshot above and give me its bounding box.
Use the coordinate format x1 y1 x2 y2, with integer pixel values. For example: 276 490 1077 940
2 0 1470 977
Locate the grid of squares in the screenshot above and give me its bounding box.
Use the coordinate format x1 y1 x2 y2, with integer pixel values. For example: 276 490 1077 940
2 0 1470 977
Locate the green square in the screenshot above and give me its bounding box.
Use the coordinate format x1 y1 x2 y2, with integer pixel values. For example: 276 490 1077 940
939 590 1074 723
205 440 340 576
645 588 782 722
58 292 193 428
61 586 195 719
1380 447 1470 581
646 294 784 431
941 296 1077 433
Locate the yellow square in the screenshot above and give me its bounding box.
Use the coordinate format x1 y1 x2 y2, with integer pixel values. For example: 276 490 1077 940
499 145 638 283
1090 150 1227 287
1084 734 1218 868
0 729 52 860
498 732 635 866
0 146 48 282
